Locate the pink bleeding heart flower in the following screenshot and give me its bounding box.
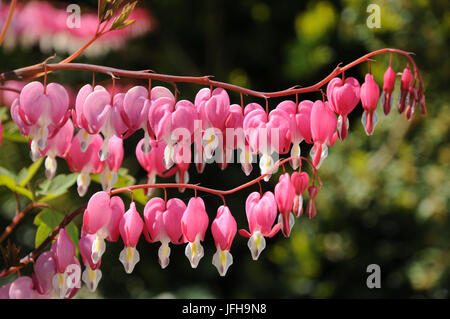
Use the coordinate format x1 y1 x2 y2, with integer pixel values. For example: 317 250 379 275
10 98 31 137
310 100 337 169
194 88 230 162
33 251 56 296
172 143 191 192
105 196 126 242
75 84 127 161
181 197 209 268
0 283 12 299
290 171 310 217
136 138 176 196
79 234 102 292
382 65 396 115
143 197 186 268
327 77 360 140
1 81 24 107
243 103 290 180
119 202 144 274
122 86 173 154
211 205 237 276
82 191 113 264
239 191 281 260
66 131 104 196
306 186 319 219
221 104 245 171
275 100 301 169
39 119 74 179
50 228 80 299
17 81 69 153
149 97 196 169
100 135 124 191
360 73 380 136
7 277 41 299
398 66 413 114
275 173 296 238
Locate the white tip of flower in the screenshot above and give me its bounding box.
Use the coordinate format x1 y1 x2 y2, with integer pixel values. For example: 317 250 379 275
203 131 219 160
241 162 253 176
78 129 92 152
294 195 303 217
289 143 301 170
98 140 110 162
309 144 328 169
77 171 91 197
82 265 102 292
212 249 233 277
175 170 189 193
163 144 175 169
361 110 379 136
259 153 275 182
37 126 49 151
278 212 295 238
248 231 266 261
158 241 171 269
141 129 152 155
185 240 204 268
30 139 41 162
91 234 106 264
119 246 140 274
337 114 350 139
52 272 69 299
100 167 118 192
45 156 57 179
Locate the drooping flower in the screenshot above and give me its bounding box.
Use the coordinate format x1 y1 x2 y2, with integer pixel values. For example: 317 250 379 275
39 118 74 179
82 192 113 263
49 228 80 299
211 205 237 276
306 186 319 219
290 171 310 217
148 92 196 169
135 138 176 196
119 202 144 274
99 135 124 191
360 73 380 136
79 233 102 292
181 197 209 268
327 77 360 140
398 66 413 114
16 81 69 151
239 191 281 260
381 65 396 115
243 103 290 180
274 173 296 238
66 131 104 196
143 197 185 268
74 84 127 160
7 277 45 299
310 100 337 168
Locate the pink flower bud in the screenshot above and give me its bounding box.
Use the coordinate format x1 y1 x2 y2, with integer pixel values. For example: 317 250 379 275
83 191 113 235
275 173 296 238
291 171 310 217
181 197 209 268
310 100 336 168
360 74 380 136
34 251 56 295
211 206 237 276
382 65 396 115
239 191 281 260
327 77 360 140
398 66 413 114
119 202 144 274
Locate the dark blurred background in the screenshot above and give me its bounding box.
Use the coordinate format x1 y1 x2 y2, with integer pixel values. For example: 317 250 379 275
0 0 448 298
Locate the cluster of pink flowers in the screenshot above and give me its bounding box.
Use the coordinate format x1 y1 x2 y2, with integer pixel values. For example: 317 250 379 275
0 228 80 299
0 1 153 57
9 62 418 198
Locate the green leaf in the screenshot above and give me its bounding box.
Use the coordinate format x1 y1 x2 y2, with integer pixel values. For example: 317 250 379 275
34 209 79 255
110 1 137 31
18 158 43 187
0 167 34 200
1 132 29 143
37 173 78 202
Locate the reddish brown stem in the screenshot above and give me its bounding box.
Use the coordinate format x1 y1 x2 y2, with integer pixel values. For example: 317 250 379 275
0 202 49 244
0 48 423 99
0 0 17 47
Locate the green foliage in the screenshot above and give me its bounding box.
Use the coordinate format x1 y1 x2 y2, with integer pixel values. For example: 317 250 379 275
0 166 35 200
33 209 79 254
36 173 78 202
